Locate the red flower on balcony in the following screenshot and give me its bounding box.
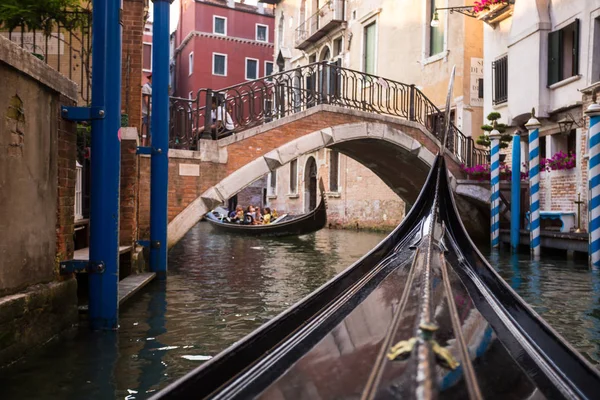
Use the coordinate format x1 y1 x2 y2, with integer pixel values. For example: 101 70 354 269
473 0 508 13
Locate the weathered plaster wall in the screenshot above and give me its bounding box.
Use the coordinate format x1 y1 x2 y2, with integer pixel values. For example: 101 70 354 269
0 36 78 365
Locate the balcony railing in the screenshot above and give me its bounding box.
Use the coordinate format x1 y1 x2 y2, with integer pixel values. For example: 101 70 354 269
165 62 488 167
295 0 346 50
1 10 92 105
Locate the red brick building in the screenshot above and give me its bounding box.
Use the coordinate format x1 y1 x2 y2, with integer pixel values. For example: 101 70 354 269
174 0 275 98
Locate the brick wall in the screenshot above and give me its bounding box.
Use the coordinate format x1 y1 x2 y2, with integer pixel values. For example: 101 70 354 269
141 108 465 236
138 155 228 240
55 95 78 268
120 133 139 246
121 0 146 131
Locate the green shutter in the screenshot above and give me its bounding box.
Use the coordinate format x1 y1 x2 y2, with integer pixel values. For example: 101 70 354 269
548 29 561 86
364 23 376 74
572 18 580 75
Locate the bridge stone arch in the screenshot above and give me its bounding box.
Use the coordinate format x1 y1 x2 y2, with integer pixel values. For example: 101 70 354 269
167 114 482 248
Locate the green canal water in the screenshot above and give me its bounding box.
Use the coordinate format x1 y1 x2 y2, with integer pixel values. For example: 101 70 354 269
2 222 600 399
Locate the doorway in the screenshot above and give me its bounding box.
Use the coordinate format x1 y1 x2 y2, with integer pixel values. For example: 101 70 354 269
304 156 317 212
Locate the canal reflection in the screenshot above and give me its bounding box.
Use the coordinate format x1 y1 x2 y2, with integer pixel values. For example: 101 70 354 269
1 223 599 399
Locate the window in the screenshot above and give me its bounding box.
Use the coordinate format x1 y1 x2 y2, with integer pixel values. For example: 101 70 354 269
329 150 339 192
593 17 600 83
539 135 546 161
246 58 258 80
188 52 194 76
334 37 343 57
492 55 508 105
551 129 577 167
265 61 274 77
548 19 580 86
268 170 277 195
213 53 227 76
429 0 444 56
256 24 268 42
363 22 376 74
290 159 298 193
143 43 152 71
213 16 227 35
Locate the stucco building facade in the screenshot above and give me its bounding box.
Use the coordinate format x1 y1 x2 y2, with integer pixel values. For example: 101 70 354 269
483 0 600 231
173 0 276 98
243 0 485 230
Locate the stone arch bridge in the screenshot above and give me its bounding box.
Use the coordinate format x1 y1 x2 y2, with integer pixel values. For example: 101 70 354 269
140 63 490 248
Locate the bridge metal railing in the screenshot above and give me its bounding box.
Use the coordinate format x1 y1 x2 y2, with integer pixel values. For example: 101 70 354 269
166 62 488 167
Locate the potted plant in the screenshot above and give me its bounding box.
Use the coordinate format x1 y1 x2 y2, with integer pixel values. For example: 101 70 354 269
543 151 576 171
477 112 511 162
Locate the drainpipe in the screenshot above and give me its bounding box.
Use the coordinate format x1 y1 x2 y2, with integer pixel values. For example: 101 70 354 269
489 127 501 248
150 0 173 279
510 132 521 251
526 111 541 258
586 98 600 267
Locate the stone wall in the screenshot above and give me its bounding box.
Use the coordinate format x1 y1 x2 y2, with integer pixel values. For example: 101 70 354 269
0 36 78 365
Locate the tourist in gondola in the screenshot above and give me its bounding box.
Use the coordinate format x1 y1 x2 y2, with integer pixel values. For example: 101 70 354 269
245 205 255 225
254 207 263 225
262 207 272 225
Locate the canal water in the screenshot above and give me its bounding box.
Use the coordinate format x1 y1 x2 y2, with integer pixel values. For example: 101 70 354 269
2 222 600 399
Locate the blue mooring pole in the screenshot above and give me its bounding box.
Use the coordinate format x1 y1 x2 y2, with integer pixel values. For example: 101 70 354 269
526 113 541 258
510 133 521 251
586 100 600 267
150 0 172 279
88 0 122 330
489 128 501 248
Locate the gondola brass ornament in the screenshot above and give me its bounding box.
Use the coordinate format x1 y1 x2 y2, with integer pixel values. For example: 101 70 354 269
431 340 460 370
387 337 417 361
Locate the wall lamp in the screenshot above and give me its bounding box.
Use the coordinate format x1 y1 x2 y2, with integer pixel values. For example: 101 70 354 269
557 113 583 136
431 6 479 27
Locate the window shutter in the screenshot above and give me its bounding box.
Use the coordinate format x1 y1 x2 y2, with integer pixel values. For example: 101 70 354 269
572 18 580 75
548 30 561 86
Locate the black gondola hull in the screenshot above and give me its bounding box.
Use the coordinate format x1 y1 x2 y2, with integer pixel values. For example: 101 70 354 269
204 196 327 237
152 156 600 400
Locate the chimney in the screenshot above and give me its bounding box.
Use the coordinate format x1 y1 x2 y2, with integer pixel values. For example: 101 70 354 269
257 2 264 14
226 0 235 8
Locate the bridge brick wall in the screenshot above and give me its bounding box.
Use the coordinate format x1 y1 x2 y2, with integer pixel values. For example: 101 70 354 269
138 156 228 240
140 107 468 241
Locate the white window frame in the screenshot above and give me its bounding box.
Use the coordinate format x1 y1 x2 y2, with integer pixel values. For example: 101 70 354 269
360 14 379 75
212 52 228 76
256 23 269 42
264 61 274 77
422 0 449 64
213 15 227 36
143 42 152 72
188 51 194 76
245 57 259 80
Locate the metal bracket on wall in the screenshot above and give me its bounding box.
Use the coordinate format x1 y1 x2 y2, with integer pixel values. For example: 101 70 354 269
136 146 164 155
60 260 106 274
61 106 106 122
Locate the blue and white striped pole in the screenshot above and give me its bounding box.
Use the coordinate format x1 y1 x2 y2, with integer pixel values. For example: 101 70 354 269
526 113 541 258
586 101 600 267
489 128 501 248
510 132 521 251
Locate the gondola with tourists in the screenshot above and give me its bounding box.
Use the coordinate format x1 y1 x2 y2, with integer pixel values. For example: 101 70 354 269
204 180 327 237
151 71 600 400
